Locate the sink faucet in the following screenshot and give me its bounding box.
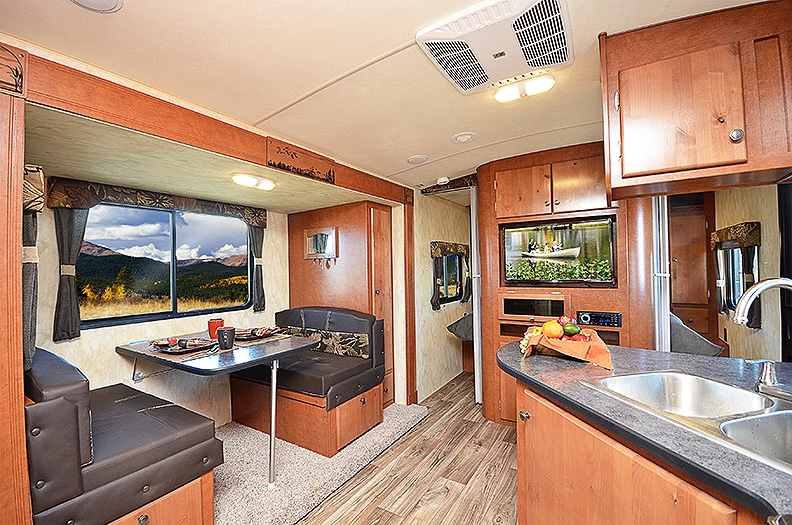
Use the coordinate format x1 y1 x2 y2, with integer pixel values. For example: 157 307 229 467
755 361 792 402
732 277 792 325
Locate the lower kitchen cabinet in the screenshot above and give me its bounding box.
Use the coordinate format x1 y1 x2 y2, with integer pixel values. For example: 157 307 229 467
516 387 761 525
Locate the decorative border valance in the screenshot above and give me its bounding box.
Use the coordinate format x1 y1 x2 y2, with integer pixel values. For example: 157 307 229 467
710 221 760 250
23 165 45 212
430 241 469 259
46 176 267 228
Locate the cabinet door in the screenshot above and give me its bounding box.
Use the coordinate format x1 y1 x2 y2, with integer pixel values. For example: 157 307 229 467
551 155 608 213
495 165 551 218
670 212 709 305
499 337 520 423
518 388 737 525
620 44 747 177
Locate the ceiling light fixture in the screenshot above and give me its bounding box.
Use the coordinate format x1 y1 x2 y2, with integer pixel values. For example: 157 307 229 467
232 173 275 191
494 75 556 103
436 177 450 185
451 132 477 144
407 155 428 165
70 0 124 13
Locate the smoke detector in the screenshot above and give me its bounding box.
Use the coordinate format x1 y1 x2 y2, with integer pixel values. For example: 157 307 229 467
416 0 573 94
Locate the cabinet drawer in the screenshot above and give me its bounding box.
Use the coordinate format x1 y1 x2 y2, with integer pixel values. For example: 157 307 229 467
383 370 395 407
672 306 708 334
336 384 383 448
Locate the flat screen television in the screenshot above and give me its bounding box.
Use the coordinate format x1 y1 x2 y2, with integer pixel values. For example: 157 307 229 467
503 216 616 286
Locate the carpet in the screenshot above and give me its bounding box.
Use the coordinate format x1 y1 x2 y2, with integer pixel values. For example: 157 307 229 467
214 403 428 525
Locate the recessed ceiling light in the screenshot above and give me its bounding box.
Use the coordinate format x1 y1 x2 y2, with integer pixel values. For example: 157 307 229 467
407 155 428 165
232 173 275 191
494 75 556 103
70 0 123 13
451 132 477 144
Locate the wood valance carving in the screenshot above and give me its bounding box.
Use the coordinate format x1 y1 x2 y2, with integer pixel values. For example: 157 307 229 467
710 221 760 250
0 43 26 97
46 176 267 228
266 137 335 183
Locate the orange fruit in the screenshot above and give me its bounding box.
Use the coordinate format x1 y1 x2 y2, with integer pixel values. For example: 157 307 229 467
542 320 564 339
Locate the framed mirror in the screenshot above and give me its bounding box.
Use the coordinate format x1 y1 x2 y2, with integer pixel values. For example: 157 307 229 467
304 226 337 259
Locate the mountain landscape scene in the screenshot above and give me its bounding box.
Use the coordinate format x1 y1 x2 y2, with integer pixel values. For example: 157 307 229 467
77 241 249 319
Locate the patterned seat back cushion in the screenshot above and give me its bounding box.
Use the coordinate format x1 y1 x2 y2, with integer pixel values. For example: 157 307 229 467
281 326 370 359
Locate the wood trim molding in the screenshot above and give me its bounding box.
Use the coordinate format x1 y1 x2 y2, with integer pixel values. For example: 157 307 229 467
404 202 418 404
26 55 270 168
0 93 32 523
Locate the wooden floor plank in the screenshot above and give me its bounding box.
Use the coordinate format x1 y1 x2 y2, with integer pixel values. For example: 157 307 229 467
298 373 518 525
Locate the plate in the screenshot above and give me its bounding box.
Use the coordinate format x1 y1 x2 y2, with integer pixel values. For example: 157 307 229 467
235 327 281 341
150 337 214 355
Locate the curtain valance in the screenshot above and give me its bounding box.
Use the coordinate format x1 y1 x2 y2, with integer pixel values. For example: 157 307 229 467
46 176 267 228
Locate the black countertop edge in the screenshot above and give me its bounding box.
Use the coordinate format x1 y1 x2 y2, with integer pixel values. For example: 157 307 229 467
497 344 791 518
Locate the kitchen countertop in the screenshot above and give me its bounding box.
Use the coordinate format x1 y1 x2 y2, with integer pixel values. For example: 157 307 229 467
497 343 792 518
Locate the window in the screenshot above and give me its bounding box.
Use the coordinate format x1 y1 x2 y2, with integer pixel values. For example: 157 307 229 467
437 253 463 304
77 204 250 325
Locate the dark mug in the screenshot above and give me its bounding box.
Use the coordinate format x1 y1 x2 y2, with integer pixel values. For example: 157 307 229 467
216 326 235 350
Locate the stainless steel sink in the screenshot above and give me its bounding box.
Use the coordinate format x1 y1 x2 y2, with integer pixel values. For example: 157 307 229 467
721 411 792 466
590 371 775 418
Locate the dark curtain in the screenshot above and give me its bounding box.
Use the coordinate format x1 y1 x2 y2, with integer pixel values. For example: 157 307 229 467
22 212 38 370
249 226 266 312
430 256 442 311
742 246 761 329
53 207 89 342
460 255 472 303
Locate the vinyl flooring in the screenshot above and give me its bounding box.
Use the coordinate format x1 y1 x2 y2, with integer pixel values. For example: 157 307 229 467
298 372 519 524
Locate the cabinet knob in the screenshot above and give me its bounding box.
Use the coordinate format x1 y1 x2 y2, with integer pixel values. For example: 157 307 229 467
717 117 725 123
672 257 678 262
554 199 560 206
729 128 745 142
519 410 531 421
360 397 366 405
138 515 149 525
544 201 551 207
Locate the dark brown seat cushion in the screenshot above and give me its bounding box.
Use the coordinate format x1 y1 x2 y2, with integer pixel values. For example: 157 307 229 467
81 383 218 492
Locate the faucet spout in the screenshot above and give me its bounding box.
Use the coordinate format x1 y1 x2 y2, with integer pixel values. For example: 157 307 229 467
733 277 792 325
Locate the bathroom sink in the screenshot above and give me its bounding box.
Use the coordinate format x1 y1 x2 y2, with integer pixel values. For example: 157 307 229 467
721 411 792 466
587 371 775 418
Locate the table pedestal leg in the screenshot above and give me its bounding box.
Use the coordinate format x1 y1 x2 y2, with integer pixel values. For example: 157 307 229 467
268 358 278 490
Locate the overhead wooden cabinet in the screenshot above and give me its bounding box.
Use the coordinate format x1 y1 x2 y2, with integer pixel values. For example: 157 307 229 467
516 387 761 525
495 155 607 219
600 0 792 199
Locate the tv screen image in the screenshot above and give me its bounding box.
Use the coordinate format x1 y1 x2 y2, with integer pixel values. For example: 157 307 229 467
503 217 615 285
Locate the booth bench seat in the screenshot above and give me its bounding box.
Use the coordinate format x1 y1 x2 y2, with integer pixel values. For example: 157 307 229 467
231 307 385 457
24 348 223 525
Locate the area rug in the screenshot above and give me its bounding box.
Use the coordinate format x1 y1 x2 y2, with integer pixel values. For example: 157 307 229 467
214 403 428 525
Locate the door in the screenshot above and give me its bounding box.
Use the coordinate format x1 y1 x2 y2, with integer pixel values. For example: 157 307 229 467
619 44 747 177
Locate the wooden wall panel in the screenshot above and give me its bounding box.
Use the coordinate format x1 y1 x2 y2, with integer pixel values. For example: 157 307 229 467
26 56 270 168
288 202 371 312
0 94 32 523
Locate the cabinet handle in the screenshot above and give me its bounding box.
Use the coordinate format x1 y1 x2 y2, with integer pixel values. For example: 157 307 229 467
729 128 745 142
519 410 531 421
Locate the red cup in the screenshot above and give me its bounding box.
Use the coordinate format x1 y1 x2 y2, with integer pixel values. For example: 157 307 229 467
208 318 224 339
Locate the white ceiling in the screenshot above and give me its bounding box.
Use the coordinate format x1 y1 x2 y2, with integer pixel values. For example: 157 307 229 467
1 0 760 210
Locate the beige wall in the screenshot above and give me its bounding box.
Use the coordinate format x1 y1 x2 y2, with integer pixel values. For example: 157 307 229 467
413 192 472 402
714 185 781 361
35 208 292 425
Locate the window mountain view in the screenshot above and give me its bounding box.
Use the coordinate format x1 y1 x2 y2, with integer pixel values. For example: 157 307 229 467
77 240 249 319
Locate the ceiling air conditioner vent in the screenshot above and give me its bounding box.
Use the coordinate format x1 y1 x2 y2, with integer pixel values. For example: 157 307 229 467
417 0 573 94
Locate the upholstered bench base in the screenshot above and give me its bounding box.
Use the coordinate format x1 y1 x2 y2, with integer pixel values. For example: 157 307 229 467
231 376 383 457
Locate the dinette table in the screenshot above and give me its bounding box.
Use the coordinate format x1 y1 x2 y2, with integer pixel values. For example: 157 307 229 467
116 333 319 489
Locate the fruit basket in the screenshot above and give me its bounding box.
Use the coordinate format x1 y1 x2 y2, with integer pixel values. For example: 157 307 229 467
519 316 613 370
